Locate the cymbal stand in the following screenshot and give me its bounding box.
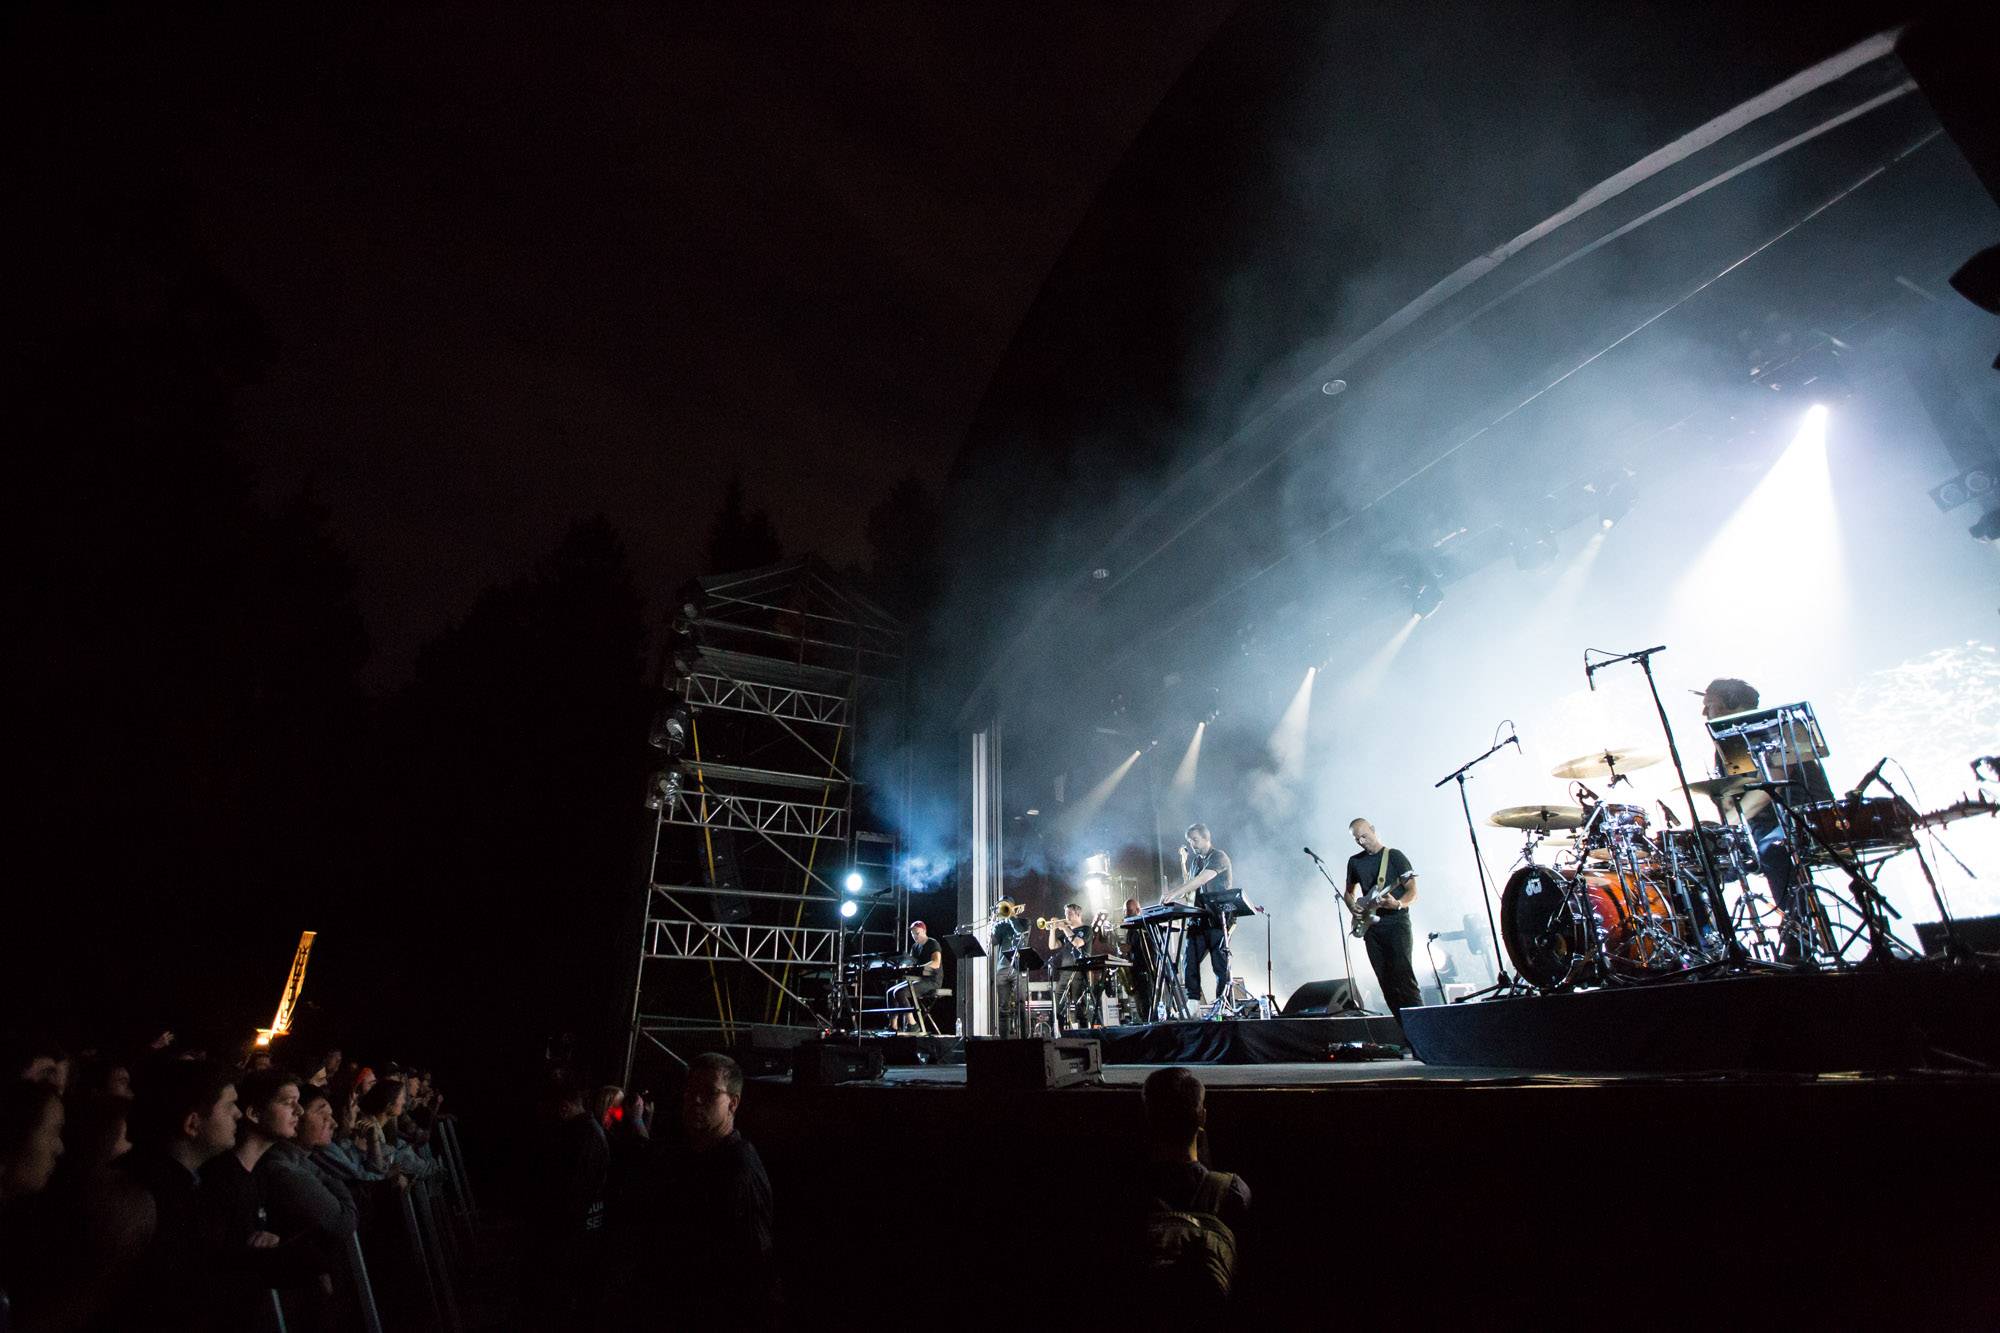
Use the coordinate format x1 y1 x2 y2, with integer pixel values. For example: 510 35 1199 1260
1436 735 1529 999
1584 644 1741 964
1305 850 1376 1014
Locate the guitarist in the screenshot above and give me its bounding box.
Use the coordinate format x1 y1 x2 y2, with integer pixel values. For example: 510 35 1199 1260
1343 817 1422 1016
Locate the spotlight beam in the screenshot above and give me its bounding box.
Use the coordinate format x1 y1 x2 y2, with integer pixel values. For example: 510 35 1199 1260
1172 722 1204 793
1066 750 1144 832
1268 667 1316 781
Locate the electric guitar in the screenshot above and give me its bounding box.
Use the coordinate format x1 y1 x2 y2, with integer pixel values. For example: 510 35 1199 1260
1349 883 1406 938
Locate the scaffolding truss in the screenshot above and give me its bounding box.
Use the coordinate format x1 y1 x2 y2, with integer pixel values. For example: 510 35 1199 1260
624 557 907 1077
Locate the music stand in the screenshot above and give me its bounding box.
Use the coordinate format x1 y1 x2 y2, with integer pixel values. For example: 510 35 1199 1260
1012 946 1046 1038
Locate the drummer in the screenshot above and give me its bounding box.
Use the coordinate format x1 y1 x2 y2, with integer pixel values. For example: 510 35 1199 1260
1700 677 1829 963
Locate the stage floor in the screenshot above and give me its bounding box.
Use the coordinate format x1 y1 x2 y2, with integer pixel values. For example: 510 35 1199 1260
864 1058 1747 1088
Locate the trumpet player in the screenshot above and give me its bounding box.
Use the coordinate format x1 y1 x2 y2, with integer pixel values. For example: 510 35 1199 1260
1045 903 1090 1027
992 901 1027 1038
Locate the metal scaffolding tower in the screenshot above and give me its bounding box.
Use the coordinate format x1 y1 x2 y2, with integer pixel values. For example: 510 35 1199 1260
623 558 906 1078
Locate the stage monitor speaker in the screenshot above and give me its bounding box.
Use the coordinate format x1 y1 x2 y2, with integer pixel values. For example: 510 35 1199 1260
1284 978 1359 1016
791 1041 885 1086
1916 913 2000 957
966 1037 1102 1091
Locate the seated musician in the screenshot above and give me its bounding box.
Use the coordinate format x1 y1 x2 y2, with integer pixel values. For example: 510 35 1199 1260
889 920 945 1033
1047 903 1089 1027
1701 677 1832 964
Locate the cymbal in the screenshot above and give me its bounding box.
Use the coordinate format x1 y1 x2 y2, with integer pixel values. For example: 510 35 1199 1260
1550 747 1663 780
1686 775 1761 806
1488 803 1587 831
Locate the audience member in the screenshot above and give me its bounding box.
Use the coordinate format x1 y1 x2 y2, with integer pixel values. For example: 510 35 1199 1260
0 1081 67 1323
1 1079 65 1204
308 1047 344 1088
7 1030 72 1093
262 1082 359 1322
7 1088 140 1330
523 1072 609 1319
1135 1066 1250 1311
645 1053 778 1327
98 1059 244 1330
198 1066 318 1324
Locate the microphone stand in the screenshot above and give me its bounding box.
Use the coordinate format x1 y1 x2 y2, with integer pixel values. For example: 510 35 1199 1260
1435 735 1526 999
1424 932 1447 1003
1259 905 1276 1017
1304 849 1375 1014
1583 645 1743 965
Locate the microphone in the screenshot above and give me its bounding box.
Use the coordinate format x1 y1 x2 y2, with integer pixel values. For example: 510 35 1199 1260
1849 755 1889 799
1506 732 1522 752
1585 654 1597 692
1657 800 1681 829
1302 846 1322 862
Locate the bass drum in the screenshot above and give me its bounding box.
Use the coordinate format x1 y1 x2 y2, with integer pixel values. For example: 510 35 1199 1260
1501 863 1677 989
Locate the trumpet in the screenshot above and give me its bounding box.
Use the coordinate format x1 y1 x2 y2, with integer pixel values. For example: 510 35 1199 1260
1035 916 1065 930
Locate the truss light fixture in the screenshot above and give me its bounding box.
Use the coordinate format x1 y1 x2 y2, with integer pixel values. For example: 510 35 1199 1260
844 870 865 894
649 703 692 755
839 899 859 920
644 765 683 811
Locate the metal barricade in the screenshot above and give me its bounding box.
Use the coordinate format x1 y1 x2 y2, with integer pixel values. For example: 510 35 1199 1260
345 1230 385 1333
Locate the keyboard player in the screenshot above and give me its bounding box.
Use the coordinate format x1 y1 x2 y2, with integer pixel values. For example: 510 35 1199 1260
889 920 945 1032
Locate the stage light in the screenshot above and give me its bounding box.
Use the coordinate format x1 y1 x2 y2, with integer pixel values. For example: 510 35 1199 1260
839 899 859 919
1588 468 1636 529
644 766 682 811
1972 508 2000 543
1511 527 1559 572
1412 581 1443 618
649 703 691 754
844 871 865 894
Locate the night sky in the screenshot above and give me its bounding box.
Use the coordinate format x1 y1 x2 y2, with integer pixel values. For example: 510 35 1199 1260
14 2 1234 679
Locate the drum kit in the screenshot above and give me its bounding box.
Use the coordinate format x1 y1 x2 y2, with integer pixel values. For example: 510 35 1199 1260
1486 733 2000 987
1488 746 1753 989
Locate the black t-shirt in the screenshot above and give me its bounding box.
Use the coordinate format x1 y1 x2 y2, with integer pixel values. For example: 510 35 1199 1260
1187 847 1232 906
908 935 943 985
1346 847 1414 911
1053 918 1088 963
651 1131 778 1326
992 916 1024 965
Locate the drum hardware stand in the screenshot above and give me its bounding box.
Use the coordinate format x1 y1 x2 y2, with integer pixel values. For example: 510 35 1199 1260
1305 848 1377 1013
1436 732 1532 1000
1762 781 1906 969
1583 645 1742 966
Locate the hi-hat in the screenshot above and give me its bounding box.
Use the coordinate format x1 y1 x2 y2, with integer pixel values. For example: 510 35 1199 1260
1550 747 1663 780
1488 803 1586 831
